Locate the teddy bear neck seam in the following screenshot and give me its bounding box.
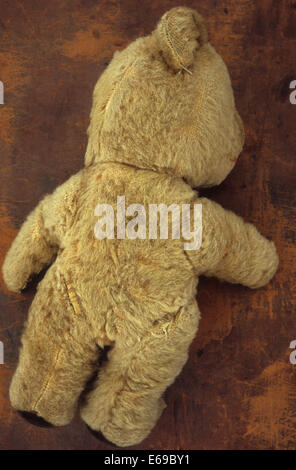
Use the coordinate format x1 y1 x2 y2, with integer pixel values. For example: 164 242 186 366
97 160 191 184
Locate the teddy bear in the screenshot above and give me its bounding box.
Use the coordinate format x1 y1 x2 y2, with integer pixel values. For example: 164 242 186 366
2 6 279 447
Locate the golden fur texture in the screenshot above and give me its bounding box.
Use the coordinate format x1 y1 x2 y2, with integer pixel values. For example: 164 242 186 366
2 7 278 447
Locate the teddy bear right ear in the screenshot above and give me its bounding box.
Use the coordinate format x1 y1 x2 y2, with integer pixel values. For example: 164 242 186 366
153 6 208 73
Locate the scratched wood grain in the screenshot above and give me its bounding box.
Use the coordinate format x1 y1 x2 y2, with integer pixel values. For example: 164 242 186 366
0 0 295 450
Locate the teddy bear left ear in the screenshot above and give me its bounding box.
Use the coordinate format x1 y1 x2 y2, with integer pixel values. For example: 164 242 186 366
153 6 208 73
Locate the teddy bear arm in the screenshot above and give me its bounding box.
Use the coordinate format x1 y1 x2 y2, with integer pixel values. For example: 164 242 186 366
186 197 279 289
2 171 83 293
2 198 58 293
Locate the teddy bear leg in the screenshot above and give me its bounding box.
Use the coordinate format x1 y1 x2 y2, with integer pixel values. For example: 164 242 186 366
81 300 199 447
10 269 100 427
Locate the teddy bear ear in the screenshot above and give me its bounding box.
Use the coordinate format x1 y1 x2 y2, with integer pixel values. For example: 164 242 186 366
154 7 208 73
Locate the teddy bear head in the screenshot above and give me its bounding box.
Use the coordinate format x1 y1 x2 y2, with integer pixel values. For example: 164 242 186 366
85 6 245 188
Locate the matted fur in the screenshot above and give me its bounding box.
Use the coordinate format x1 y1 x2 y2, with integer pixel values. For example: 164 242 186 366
2 7 278 447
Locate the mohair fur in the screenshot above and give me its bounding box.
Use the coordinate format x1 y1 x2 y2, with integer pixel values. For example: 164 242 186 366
2 7 278 447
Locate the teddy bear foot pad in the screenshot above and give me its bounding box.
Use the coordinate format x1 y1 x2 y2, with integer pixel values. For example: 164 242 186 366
17 410 54 428
86 424 119 448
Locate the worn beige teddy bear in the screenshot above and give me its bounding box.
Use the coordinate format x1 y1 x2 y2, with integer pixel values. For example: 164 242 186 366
2 6 278 447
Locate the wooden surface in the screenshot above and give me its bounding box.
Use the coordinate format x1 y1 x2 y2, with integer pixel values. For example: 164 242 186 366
0 0 295 450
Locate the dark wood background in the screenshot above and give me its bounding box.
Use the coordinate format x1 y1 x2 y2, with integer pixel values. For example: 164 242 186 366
0 0 295 450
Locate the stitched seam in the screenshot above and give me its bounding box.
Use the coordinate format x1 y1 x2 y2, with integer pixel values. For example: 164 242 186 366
97 160 180 180
31 275 85 411
62 276 83 317
32 329 80 413
64 175 82 235
98 59 138 159
87 59 138 166
32 346 62 411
